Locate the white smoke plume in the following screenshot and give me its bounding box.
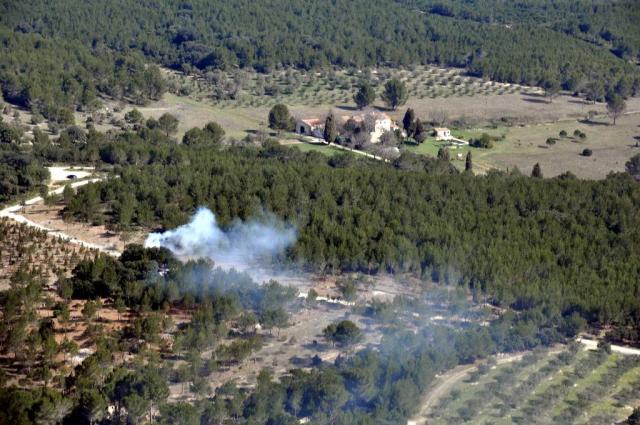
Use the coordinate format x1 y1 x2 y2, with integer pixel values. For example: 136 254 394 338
144 207 296 266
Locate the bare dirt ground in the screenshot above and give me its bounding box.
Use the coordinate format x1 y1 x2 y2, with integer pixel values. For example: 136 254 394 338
18 202 145 254
578 336 640 356
47 166 94 184
407 363 477 425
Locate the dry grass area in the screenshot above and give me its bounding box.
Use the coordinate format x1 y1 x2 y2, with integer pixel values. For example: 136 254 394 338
470 110 640 179
5 65 639 181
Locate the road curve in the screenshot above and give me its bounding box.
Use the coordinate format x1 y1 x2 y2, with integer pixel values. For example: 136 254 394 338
0 178 121 256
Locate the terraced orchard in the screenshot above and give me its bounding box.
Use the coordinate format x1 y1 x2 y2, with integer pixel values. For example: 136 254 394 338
164 65 532 109
425 345 640 425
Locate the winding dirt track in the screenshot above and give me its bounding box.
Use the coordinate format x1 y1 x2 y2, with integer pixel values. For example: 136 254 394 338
408 351 529 425
407 364 476 425
0 177 120 256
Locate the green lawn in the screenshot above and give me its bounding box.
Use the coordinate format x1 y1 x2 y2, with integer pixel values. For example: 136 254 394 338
404 139 475 171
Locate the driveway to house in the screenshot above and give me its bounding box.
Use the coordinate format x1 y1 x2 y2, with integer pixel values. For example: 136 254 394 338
303 136 390 162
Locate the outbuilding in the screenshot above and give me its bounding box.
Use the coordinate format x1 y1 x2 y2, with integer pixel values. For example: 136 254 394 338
435 127 452 140
295 118 324 138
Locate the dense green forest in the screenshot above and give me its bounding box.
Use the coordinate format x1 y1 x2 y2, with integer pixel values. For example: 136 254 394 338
405 0 640 53
1 0 638 115
0 145 48 204
0 118 49 203
0 28 165 121
62 124 640 339
0 113 182 204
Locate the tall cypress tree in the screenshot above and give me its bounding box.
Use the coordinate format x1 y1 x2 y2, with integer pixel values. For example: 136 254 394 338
324 113 337 144
531 163 543 178
402 108 416 136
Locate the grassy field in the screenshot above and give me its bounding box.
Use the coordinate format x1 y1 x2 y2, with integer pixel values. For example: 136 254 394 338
422 346 640 425
473 113 640 179
452 112 640 179
403 110 640 179
144 92 640 179
136 93 267 139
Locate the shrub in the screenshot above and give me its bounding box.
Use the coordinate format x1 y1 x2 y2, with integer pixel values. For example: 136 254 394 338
582 148 593 156
31 113 44 125
469 133 495 149
559 130 567 137
124 108 144 124
546 138 557 146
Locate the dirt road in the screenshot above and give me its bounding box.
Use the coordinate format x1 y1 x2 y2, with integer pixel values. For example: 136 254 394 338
0 177 120 256
407 364 476 425
577 337 640 356
407 352 526 425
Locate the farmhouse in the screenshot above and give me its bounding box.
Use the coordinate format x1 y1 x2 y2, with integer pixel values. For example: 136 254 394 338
435 127 452 140
341 112 398 143
295 111 399 143
295 118 324 138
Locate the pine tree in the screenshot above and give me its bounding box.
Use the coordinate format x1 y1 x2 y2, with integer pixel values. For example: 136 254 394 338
465 151 473 172
414 119 425 142
606 94 626 125
268 104 294 131
381 78 408 110
353 81 376 110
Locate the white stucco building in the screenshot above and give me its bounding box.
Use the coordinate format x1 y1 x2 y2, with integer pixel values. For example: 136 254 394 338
435 127 452 140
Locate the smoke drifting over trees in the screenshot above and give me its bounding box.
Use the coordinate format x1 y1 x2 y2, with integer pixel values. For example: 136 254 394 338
144 207 296 266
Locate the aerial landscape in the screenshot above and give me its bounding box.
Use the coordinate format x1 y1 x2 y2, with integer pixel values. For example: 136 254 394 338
1 1 640 424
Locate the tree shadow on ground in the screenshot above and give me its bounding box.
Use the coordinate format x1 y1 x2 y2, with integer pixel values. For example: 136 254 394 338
289 356 313 367
334 105 359 112
522 97 550 104
567 99 590 105
578 119 610 126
